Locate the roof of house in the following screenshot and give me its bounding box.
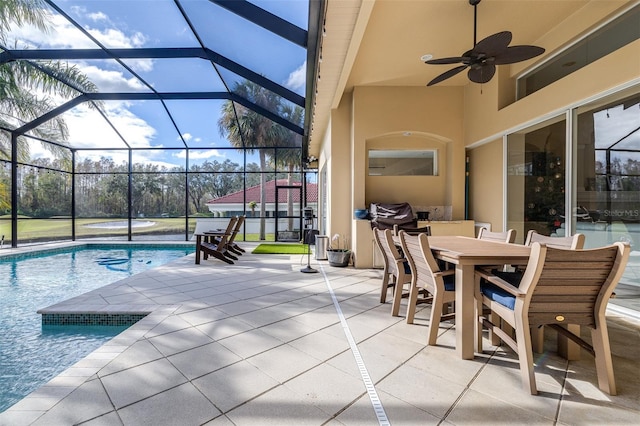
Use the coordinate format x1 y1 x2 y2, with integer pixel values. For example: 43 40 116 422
206 179 318 205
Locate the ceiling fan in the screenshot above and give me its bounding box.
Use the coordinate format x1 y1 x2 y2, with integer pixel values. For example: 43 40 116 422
425 0 545 86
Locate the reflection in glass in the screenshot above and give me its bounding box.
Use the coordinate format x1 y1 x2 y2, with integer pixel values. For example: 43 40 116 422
368 150 437 176
507 117 566 243
575 92 640 252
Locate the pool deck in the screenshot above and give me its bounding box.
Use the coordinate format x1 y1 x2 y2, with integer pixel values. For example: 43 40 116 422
1 243 640 425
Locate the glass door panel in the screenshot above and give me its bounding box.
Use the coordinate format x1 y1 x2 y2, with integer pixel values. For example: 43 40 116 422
575 90 640 298
507 116 566 244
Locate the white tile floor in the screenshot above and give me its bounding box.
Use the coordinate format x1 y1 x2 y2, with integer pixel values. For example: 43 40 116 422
1 245 639 425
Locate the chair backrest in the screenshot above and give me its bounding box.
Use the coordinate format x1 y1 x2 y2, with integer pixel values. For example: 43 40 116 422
524 230 585 249
517 241 629 328
227 215 245 244
393 223 432 236
398 231 444 296
373 227 390 271
210 216 237 249
380 228 404 276
477 227 516 243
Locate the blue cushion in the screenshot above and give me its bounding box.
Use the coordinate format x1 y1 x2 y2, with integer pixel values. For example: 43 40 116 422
443 274 456 291
403 261 411 274
481 283 516 310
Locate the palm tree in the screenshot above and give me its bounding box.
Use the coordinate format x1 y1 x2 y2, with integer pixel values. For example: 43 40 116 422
1 0 98 162
218 80 283 240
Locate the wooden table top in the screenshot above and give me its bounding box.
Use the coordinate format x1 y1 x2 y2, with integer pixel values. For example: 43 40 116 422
425 236 531 265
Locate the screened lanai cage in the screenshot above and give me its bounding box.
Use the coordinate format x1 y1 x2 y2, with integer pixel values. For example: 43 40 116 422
0 0 324 246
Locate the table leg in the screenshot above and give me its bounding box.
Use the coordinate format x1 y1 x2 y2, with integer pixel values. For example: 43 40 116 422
455 264 475 360
558 324 581 360
195 235 202 265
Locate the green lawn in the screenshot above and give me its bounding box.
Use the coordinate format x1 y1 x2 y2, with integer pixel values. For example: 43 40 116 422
0 217 276 243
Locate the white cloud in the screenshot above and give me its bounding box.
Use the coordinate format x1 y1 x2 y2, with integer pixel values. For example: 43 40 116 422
182 133 193 141
80 64 147 92
175 150 225 160
87 11 108 22
285 61 306 91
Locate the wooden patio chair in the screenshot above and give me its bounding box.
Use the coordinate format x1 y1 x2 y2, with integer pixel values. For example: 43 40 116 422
373 227 396 304
477 227 517 243
393 223 432 236
524 229 585 249
521 230 586 352
377 228 412 316
474 241 630 394
399 231 455 340
199 216 238 265
211 215 245 255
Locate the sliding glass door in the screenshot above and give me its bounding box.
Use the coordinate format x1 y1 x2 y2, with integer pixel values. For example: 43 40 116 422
506 116 567 244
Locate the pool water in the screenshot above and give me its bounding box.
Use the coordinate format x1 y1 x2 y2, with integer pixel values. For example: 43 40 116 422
0 245 194 413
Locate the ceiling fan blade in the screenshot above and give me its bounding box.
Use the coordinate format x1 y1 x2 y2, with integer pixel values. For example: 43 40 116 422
468 64 496 84
427 65 468 86
493 45 545 64
472 31 512 57
426 56 467 65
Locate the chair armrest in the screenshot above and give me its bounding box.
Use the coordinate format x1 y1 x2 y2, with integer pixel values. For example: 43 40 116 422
475 269 526 297
437 269 455 277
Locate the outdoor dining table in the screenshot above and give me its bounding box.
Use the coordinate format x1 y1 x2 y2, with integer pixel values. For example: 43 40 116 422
425 236 531 359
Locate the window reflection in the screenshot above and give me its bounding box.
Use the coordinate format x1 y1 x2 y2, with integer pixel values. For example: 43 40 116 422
507 117 566 243
576 93 640 250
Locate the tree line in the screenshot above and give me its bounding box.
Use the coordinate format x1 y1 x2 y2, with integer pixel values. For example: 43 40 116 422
0 155 298 218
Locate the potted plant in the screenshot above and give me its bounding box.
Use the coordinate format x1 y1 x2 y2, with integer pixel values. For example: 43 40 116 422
327 233 351 267
248 201 257 217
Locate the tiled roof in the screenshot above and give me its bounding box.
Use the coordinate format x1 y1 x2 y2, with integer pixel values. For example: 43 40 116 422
206 179 318 204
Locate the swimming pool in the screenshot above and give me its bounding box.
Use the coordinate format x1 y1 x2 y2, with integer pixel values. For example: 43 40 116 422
0 244 194 413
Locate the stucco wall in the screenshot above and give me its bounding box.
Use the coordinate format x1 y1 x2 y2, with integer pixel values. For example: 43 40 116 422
467 138 504 232
352 86 465 217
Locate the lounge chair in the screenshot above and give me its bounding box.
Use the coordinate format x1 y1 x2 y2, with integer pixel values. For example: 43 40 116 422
207 215 246 256
196 216 238 265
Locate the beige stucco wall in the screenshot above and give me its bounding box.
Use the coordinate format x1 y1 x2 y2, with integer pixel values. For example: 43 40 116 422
467 138 504 232
352 86 465 216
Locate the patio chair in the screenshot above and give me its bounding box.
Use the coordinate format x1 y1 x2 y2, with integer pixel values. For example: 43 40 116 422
477 227 517 243
521 230 586 352
393 223 431 236
211 215 245 255
399 231 456 341
474 241 629 394
199 216 238 265
524 229 585 249
373 227 396 303
377 228 412 316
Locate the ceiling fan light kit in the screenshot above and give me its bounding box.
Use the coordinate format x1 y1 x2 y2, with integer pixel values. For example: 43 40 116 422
425 0 545 86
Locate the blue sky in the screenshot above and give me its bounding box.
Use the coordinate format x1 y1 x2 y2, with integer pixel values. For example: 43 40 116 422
7 0 308 169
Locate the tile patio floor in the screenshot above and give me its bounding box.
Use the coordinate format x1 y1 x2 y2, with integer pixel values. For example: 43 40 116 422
1 244 639 425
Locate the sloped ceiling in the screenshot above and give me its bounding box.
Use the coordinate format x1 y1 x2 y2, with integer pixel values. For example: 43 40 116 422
309 0 631 156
